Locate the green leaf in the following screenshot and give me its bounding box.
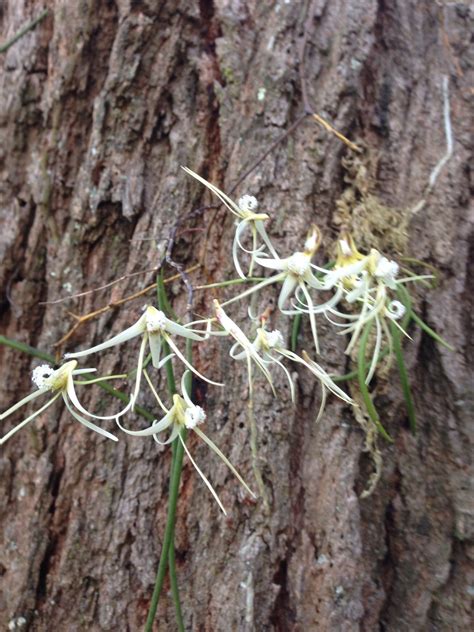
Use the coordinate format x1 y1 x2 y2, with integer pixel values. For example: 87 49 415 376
357 323 393 442
390 321 417 434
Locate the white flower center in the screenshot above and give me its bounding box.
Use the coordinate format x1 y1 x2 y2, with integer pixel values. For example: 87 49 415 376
146 309 168 332
184 405 206 429
31 365 55 390
375 257 399 282
238 195 258 213
386 300 406 320
287 252 310 277
265 330 284 349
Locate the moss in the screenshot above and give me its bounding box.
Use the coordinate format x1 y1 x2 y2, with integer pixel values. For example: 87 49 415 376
333 142 410 257
221 66 235 84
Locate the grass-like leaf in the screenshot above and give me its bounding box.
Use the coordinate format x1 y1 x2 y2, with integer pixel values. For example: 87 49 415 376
390 321 417 433
357 323 392 442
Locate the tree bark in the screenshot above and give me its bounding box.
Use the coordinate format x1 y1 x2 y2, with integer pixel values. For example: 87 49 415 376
0 1 472 630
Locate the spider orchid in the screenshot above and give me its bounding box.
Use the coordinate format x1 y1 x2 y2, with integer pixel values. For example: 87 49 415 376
182 166 278 278
321 234 427 383
65 306 223 410
214 300 276 397
116 371 255 515
0 361 118 444
229 325 353 416
221 225 340 353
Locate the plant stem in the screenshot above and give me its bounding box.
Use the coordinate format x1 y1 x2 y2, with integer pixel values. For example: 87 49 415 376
144 274 189 630
0 9 48 54
357 323 392 442
144 428 186 631
291 313 302 352
195 276 265 290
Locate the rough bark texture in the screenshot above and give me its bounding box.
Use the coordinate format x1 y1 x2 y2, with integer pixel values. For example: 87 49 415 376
0 1 472 630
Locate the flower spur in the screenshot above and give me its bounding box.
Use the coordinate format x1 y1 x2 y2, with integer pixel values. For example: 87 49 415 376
65 305 223 410
115 370 255 515
0 361 118 444
182 166 278 278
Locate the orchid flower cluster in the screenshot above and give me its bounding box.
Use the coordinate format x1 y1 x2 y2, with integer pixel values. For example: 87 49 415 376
0 168 452 631
1 168 446 512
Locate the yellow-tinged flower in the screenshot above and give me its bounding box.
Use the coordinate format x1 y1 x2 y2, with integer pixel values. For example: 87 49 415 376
322 233 432 383
0 361 118 444
116 371 255 515
182 166 278 278
65 305 222 411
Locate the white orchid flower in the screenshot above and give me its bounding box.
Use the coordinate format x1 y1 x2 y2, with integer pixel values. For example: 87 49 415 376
0 361 118 444
322 234 420 383
221 225 338 353
116 371 255 515
65 306 222 410
182 166 278 278
229 325 353 417
214 300 276 397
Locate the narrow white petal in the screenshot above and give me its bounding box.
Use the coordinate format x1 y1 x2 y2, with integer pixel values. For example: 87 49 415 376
269 354 296 403
164 334 223 386
278 275 298 310
0 393 61 444
254 255 287 271
63 395 118 441
153 423 179 445
72 368 97 376
143 369 169 414
115 408 175 437
299 283 320 354
148 333 162 368
65 316 145 359
194 427 256 498
220 273 285 307
233 222 248 279
255 220 279 258
67 374 132 420
180 434 227 515
180 371 194 407
165 320 207 341
0 388 47 420
366 316 382 385
315 385 328 423
182 167 242 217
130 334 148 411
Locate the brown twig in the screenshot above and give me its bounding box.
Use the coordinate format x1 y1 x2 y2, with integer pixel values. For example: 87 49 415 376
54 265 200 349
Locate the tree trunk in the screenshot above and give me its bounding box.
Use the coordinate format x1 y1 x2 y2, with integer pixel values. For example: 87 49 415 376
0 1 472 630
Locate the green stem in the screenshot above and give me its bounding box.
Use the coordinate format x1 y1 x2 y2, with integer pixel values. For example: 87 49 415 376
0 9 48 54
357 323 392 442
195 276 265 290
291 313 302 352
144 428 186 631
145 274 189 630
